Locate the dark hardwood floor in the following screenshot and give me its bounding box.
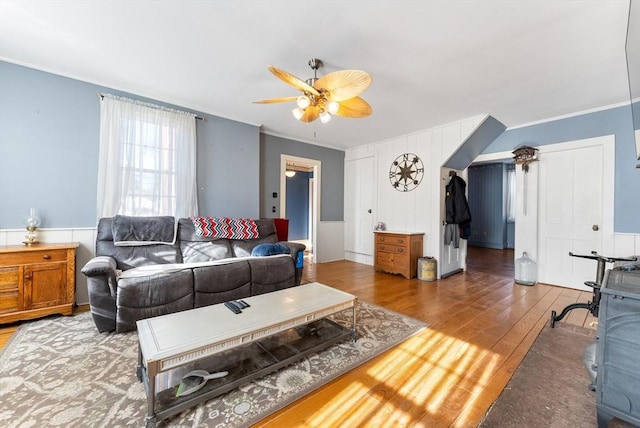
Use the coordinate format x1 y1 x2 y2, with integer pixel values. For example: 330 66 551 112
466 246 514 277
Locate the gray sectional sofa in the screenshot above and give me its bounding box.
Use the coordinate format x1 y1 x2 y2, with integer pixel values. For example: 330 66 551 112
81 216 305 333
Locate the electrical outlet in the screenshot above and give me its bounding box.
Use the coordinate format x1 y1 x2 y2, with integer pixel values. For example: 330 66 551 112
272 206 276 213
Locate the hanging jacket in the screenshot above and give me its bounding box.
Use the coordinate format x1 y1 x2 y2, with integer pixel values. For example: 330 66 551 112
445 175 472 225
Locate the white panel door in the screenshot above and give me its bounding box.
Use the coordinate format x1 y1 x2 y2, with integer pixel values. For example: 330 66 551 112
345 156 375 255
440 167 465 277
538 145 604 288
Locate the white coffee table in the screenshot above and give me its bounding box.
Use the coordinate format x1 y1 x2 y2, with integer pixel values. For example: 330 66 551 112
136 282 357 427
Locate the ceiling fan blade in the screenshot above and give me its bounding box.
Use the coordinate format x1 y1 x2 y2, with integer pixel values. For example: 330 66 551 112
253 96 298 104
268 66 320 96
299 105 320 123
334 97 373 118
315 70 372 102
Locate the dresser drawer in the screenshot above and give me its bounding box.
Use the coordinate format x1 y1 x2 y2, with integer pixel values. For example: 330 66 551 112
0 291 19 313
1 249 68 265
0 266 20 288
376 252 408 267
376 234 410 247
376 244 407 254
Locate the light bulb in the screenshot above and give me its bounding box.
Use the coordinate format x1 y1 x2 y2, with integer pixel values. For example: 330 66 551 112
292 108 304 120
320 111 331 124
328 101 340 114
296 95 310 109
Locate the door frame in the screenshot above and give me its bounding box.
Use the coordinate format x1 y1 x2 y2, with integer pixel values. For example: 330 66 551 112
472 135 614 289
280 154 321 264
439 167 467 278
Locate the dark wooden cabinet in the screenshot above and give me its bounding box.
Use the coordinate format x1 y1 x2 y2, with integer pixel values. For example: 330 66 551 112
0 243 78 323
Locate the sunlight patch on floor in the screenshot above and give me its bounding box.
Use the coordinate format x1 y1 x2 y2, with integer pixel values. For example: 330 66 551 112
301 329 501 427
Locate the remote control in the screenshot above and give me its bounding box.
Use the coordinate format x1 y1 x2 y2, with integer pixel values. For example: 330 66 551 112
224 301 241 314
235 300 250 309
227 300 243 311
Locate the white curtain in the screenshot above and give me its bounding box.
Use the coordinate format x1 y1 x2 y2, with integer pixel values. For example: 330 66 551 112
97 95 198 219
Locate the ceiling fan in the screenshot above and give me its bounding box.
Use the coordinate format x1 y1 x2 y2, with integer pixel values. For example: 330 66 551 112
254 58 372 124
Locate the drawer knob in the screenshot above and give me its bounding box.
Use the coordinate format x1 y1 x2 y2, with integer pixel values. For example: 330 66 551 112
398 240 404 243
25 274 32 280
43 254 51 260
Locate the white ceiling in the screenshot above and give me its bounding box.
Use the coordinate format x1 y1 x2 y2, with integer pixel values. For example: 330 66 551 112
0 0 633 150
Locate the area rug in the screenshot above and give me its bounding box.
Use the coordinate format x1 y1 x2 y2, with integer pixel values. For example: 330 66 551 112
479 323 598 428
0 301 426 427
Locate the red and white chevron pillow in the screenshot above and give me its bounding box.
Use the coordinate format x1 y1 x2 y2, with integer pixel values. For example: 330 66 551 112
190 217 259 240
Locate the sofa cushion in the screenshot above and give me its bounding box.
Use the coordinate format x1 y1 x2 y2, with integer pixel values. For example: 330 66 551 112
112 215 176 246
251 243 291 257
248 257 295 296
96 217 181 270
180 240 234 263
116 269 194 332
231 234 278 257
193 261 252 307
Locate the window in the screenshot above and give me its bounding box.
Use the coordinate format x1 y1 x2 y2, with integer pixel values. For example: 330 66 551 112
97 95 198 219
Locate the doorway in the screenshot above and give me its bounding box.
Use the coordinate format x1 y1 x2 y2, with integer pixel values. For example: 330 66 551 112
470 135 614 288
465 162 515 277
280 155 321 264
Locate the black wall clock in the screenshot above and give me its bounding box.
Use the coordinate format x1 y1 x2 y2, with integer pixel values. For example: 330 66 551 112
389 153 424 192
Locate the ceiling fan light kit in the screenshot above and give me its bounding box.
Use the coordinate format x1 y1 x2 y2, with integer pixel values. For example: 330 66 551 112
255 58 372 124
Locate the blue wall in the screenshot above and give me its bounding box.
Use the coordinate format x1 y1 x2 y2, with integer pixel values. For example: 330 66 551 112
467 163 507 249
0 61 345 229
483 103 640 233
286 171 311 240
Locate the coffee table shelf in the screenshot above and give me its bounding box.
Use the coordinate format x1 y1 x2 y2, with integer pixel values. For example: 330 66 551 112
136 282 357 427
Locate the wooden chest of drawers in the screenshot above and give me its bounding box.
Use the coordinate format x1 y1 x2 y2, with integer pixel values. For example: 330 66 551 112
0 243 79 324
374 232 424 279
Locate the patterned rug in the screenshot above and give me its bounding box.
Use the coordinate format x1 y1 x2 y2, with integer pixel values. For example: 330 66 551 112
0 301 426 427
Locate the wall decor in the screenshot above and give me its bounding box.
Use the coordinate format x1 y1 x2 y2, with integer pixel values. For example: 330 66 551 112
389 153 424 192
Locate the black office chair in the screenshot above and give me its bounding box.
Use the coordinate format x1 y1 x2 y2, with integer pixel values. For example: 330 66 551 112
550 251 637 328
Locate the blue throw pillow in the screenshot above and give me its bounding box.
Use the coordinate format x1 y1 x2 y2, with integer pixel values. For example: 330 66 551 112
251 243 291 257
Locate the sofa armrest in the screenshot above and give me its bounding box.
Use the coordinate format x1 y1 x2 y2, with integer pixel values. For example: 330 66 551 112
81 256 117 277
280 242 306 260
81 256 119 332
81 256 118 297
281 242 306 285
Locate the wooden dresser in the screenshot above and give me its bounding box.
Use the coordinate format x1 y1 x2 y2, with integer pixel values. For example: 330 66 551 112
374 231 424 279
0 243 79 324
